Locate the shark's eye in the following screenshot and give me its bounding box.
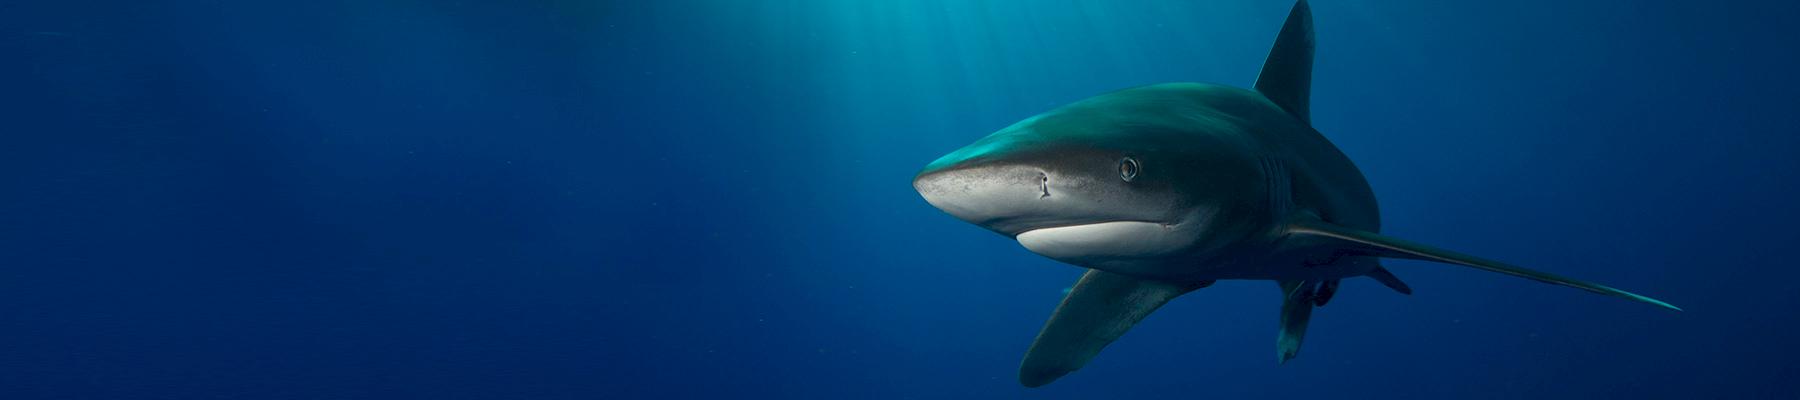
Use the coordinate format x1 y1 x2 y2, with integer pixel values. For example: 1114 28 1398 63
1119 157 1140 182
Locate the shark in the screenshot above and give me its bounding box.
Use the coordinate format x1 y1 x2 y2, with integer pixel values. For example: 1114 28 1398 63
910 0 1678 388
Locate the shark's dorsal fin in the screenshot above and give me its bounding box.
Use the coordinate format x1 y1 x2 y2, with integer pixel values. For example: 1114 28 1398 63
1285 216 1682 311
1254 0 1315 124
1020 270 1207 387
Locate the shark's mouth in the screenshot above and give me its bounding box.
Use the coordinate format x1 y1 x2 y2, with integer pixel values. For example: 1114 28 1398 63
1015 221 1188 260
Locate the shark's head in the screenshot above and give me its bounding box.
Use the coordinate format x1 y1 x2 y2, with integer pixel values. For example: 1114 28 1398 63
913 84 1269 271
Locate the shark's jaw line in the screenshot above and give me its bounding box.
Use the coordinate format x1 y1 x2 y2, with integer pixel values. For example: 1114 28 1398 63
1015 220 1188 261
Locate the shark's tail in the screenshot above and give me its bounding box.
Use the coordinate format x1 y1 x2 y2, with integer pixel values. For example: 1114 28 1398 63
1366 264 1412 294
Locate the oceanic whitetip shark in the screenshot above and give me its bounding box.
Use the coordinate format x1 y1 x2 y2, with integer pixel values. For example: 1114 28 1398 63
911 0 1679 388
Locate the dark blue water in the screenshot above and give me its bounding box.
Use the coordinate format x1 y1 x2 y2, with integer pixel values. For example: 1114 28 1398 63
5 1 1798 398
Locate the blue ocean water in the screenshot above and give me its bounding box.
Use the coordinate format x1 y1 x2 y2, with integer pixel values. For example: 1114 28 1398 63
5 0 1798 398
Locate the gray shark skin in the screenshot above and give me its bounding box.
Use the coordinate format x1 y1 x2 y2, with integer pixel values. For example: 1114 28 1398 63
911 0 1678 388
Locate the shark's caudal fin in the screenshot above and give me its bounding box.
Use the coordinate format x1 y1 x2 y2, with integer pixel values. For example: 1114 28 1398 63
1286 216 1681 311
1020 270 1208 387
1367 265 1413 295
1254 0 1314 124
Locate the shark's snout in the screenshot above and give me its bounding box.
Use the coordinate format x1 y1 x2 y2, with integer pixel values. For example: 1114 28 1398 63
913 163 1059 235
915 159 1208 268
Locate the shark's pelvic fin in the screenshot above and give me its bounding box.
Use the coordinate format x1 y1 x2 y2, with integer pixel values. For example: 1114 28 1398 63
1286 217 1681 311
1366 265 1413 295
1313 279 1340 306
1276 280 1317 363
1254 0 1314 124
1020 270 1207 387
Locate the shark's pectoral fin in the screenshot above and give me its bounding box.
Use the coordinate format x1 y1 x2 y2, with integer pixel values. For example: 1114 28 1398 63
1285 216 1681 311
1020 270 1206 387
1276 280 1316 363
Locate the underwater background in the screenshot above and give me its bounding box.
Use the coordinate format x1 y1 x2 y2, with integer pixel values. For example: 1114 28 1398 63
5 0 1800 398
